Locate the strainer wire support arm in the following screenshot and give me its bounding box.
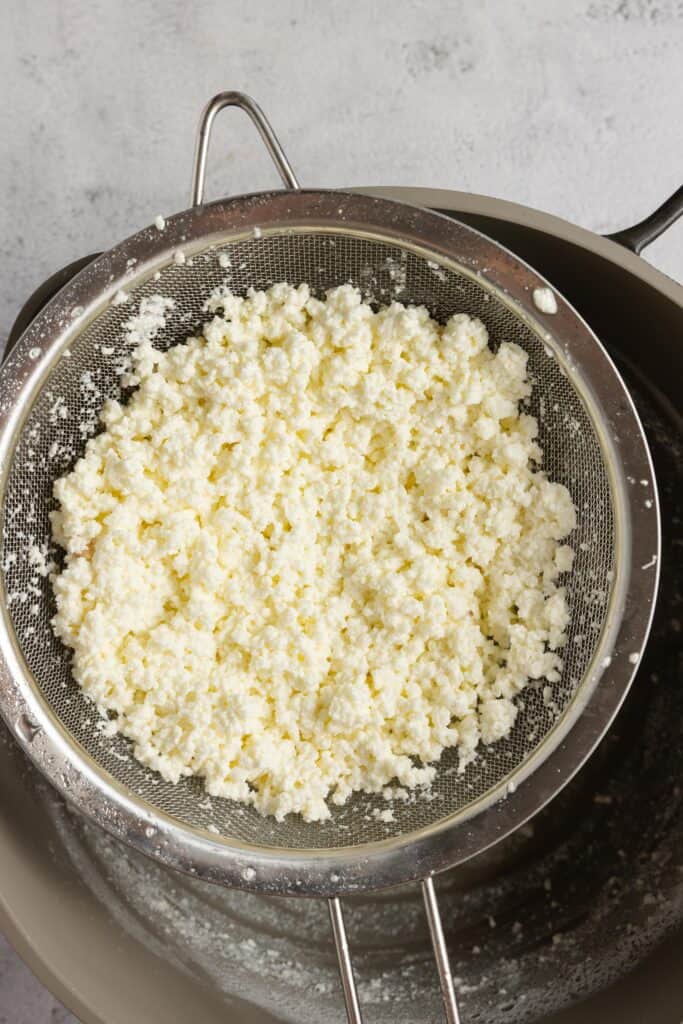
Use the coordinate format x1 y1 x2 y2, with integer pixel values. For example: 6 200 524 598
328 881 460 1024
328 897 363 1024
191 90 300 206
423 876 461 1024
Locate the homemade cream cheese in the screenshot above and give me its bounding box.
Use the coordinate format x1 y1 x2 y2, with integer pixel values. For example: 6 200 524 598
51 283 575 821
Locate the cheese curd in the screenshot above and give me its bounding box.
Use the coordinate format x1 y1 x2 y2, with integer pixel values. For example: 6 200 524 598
51 283 576 822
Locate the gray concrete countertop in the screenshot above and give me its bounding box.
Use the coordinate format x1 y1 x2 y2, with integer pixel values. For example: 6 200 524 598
1 0 681 1021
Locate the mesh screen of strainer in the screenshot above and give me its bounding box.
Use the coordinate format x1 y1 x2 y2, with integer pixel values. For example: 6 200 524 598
1 232 614 850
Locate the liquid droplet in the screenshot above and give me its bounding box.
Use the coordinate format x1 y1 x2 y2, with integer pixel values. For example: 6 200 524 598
16 714 41 743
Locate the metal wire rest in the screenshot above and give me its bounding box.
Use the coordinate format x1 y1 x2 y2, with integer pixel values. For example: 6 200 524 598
328 898 364 1024
423 877 461 1024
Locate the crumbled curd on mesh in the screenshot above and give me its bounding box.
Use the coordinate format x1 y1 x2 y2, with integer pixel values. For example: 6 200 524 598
51 283 576 822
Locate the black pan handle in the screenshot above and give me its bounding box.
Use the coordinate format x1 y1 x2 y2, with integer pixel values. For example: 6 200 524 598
606 185 683 254
4 253 101 360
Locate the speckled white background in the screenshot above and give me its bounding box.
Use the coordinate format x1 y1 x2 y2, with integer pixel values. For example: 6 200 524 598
1 0 682 1020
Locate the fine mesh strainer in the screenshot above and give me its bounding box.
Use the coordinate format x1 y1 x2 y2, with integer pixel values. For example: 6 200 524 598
0 93 660 1023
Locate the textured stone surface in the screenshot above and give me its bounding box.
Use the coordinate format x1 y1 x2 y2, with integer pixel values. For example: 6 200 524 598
0 934 75 1023
0 0 681 1020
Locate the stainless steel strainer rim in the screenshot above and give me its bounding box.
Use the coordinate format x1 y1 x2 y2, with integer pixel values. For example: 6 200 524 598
0 185 660 896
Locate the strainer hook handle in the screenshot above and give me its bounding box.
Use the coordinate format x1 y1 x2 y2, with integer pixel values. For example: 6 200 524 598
191 91 300 206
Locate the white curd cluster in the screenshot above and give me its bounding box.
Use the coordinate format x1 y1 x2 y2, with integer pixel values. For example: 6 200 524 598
51 283 575 821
